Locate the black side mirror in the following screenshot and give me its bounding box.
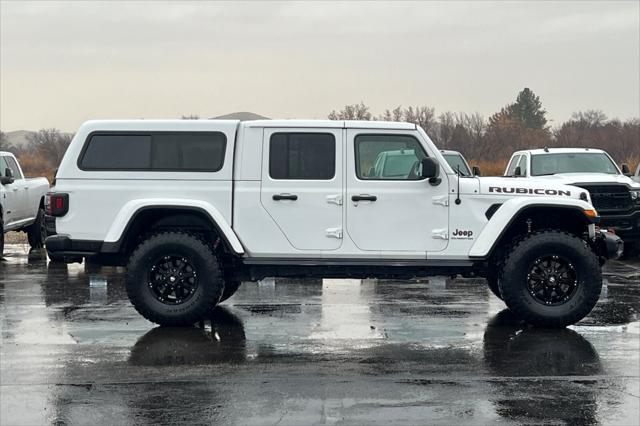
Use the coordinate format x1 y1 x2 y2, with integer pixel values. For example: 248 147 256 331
621 163 631 176
472 166 481 177
421 158 441 185
1 168 14 185
514 166 522 177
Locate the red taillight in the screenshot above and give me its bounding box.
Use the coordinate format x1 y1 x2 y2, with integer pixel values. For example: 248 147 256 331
46 193 69 217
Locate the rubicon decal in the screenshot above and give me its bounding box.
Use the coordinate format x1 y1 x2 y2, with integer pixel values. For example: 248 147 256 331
489 187 571 196
451 229 474 239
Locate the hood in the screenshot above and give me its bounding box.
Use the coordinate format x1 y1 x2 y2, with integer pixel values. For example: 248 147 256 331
531 172 639 187
477 176 585 200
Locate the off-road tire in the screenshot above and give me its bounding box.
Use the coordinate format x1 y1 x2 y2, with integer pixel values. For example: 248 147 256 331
126 232 224 326
219 280 241 303
486 271 502 300
499 230 601 328
27 208 46 249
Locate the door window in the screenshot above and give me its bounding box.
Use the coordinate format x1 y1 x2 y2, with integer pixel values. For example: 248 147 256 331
0 156 8 177
355 135 427 180
517 155 528 176
4 156 23 179
506 155 521 176
269 133 335 180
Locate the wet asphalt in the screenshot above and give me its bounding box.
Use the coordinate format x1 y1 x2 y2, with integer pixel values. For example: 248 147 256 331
0 245 639 425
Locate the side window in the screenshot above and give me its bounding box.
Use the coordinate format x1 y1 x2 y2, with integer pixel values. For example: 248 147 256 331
517 155 528 176
5 156 23 179
0 156 8 177
506 155 520 176
355 134 427 180
79 132 227 171
269 133 336 180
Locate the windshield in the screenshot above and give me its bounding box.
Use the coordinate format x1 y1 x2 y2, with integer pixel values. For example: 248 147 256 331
530 153 619 176
443 154 471 176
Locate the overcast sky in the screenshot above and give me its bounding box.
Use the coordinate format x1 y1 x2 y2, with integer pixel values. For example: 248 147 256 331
1 1 638 131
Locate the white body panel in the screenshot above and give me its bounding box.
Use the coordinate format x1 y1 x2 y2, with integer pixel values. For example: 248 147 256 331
51 120 598 261
1 151 49 232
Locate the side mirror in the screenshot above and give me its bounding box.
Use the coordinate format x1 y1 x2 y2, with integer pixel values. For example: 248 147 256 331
420 158 441 185
621 163 631 176
1 168 14 185
514 166 522 177
472 166 481 177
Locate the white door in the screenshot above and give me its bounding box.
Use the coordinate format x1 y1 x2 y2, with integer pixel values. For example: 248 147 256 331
0 156 23 226
345 130 450 253
260 128 343 251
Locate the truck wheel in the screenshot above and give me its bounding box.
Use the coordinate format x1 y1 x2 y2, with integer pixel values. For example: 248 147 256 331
219 280 241 303
499 230 601 328
27 208 46 249
126 232 224 326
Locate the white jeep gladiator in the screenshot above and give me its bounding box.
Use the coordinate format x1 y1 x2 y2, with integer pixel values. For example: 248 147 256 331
504 148 640 253
1 151 50 256
45 120 621 327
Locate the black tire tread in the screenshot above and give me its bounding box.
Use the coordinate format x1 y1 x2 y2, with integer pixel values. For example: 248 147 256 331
126 231 223 326
498 229 601 328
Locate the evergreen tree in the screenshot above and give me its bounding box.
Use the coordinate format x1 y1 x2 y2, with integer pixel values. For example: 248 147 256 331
511 87 548 130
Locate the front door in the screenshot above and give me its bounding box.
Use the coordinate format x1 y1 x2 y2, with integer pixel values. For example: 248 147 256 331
345 130 450 253
260 128 343 251
0 156 22 226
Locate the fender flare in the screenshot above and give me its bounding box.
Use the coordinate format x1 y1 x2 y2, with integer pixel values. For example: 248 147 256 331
469 197 595 258
104 199 245 254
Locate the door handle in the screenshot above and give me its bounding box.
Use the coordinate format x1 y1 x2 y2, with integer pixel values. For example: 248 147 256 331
273 193 298 201
352 194 377 202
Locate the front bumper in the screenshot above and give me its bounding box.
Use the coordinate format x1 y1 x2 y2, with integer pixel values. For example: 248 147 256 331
599 209 640 242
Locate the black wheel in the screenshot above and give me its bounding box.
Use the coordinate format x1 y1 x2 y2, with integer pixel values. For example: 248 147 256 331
126 232 224 326
219 280 241 303
27 207 46 249
499 230 601 328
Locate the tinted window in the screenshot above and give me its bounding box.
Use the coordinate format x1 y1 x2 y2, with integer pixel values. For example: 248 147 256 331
443 154 471 176
269 133 335 180
355 135 427 180
79 132 226 171
531 153 619 176
4 156 23 179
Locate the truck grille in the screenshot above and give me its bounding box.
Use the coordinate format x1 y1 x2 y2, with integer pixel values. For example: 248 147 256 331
576 184 632 212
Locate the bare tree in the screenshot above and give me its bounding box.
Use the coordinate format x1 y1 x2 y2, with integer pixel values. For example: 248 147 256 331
328 102 372 120
26 129 73 169
181 114 200 119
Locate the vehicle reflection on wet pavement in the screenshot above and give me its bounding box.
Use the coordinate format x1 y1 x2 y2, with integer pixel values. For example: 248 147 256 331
1 245 639 425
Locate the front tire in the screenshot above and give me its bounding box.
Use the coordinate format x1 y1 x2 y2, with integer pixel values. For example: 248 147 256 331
499 230 601 328
27 208 46 249
126 232 224 326
219 280 241 303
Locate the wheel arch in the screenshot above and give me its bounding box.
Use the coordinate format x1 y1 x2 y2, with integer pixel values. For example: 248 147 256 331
470 200 595 259
104 200 245 256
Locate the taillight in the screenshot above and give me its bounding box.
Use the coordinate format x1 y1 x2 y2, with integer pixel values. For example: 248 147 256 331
46 192 69 217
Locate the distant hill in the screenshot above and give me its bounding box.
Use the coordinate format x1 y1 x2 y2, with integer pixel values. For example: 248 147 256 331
212 112 269 121
3 130 33 148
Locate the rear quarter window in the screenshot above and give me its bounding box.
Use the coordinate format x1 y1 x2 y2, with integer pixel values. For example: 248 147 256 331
79 132 227 171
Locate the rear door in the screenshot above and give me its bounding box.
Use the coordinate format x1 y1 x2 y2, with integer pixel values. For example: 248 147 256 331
260 128 343 251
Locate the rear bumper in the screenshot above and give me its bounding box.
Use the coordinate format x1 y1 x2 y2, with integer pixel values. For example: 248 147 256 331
45 234 101 256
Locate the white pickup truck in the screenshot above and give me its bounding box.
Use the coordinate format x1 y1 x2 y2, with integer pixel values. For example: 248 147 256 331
504 148 640 253
1 151 50 256
45 120 621 328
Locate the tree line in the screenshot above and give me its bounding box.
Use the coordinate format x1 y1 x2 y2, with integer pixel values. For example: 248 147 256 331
329 88 639 174
1 87 638 179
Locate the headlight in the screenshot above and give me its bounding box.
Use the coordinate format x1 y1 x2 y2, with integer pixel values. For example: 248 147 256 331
631 190 640 203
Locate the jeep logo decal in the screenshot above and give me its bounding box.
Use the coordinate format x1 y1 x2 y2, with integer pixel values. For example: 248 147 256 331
489 187 571 196
452 229 474 239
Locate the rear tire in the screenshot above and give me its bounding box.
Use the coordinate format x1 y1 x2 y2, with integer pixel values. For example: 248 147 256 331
0 216 5 258
499 230 601 328
126 232 224 326
486 271 503 300
27 208 46 249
